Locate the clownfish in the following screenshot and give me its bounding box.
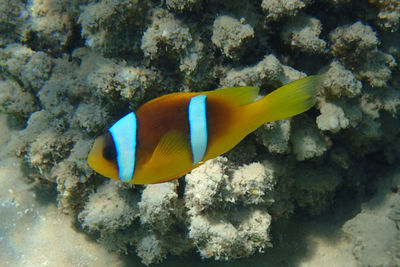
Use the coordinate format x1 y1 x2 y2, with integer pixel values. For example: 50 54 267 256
88 75 323 184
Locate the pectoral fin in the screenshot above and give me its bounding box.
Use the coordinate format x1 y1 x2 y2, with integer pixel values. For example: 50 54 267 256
145 131 193 182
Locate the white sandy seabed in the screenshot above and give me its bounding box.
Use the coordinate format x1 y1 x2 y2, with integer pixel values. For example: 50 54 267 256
0 113 399 266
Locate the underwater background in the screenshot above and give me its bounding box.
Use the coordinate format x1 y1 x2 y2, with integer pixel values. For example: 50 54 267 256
0 0 400 266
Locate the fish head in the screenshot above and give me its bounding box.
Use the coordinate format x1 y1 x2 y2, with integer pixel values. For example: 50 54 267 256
88 133 119 180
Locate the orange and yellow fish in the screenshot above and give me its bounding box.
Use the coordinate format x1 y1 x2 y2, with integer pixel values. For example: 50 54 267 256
88 75 322 184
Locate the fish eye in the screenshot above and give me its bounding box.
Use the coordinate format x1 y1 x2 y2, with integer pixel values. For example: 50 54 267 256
102 132 117 161
103 145 116 161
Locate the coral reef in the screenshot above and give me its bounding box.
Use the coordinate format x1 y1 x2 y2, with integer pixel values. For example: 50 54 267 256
79 0 150 56
367 0 400 31
0 0 25 46
329 21 397 87
1 0 400 265
79 180 139 232
316 101 349 133
188 209 272 260
291 117 327 161
211 15 255 60
0 79 39 118
281 13 327 54
185 157 274 260
138 182 179 233
261 0 307 21
166 0 200 13
22 0 79 54
141 8 192 60
321 60 362 99
220 54 305 88
255 119 291 154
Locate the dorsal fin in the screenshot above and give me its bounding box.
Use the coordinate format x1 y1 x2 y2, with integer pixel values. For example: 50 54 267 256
206 86 260 105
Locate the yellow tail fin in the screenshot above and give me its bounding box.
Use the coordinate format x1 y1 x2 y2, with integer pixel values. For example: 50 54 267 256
235 75 323 135
256 75 323 122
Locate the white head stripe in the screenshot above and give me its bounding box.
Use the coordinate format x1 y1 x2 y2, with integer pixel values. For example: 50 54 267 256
188 95 208 164
109 112 137 182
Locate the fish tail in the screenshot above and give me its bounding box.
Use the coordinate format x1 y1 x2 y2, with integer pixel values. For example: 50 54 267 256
255 75 323 122
236 75 323 134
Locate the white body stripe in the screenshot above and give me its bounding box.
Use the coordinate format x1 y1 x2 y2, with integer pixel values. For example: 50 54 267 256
188 95 208 164
109 112 137 182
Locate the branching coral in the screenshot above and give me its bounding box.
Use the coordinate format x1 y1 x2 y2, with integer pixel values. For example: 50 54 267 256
261 0 308 21
329 21 397 87
281 13 327 54
79 0 150 56
211 15 255 60
141 8 192 60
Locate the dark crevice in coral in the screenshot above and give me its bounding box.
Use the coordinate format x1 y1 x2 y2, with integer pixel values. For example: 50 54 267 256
65 23 85 56
177 177 186 199
5 113 28 130
31 181 58 206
